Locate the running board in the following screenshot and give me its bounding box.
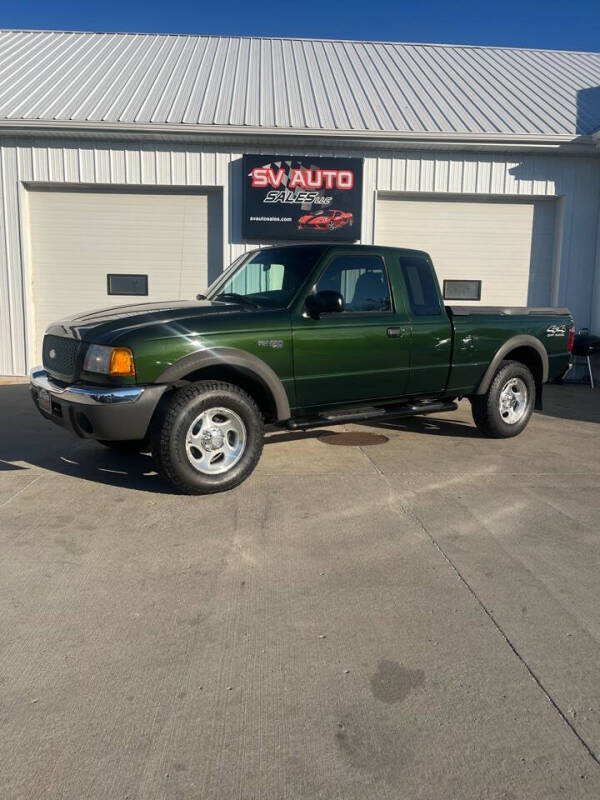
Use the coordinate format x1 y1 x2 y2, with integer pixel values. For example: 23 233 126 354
286 401 458 430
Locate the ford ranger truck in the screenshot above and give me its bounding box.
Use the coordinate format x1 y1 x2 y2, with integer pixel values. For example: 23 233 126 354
31 244 574 494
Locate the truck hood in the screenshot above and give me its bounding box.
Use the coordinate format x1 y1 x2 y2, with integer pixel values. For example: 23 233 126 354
45 299 257 342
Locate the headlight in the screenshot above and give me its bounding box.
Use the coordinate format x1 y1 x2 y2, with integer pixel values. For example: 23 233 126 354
84 345 135 376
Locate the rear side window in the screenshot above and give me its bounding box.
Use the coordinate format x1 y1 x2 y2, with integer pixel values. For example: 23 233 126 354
400 255 442 316
316 254 392 312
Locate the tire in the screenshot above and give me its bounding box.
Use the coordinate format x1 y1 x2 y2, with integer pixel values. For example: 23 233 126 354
97 439 148 452
470 360 535 438
151 381 264 494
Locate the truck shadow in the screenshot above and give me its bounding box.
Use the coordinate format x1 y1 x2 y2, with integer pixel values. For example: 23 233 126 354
1 384 596 493
264 418 481 441
537 384 600 424
263 428 337 444
367 415 480 438
0 385 175 493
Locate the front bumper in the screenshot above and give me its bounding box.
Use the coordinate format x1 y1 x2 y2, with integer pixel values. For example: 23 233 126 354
30 367 167 441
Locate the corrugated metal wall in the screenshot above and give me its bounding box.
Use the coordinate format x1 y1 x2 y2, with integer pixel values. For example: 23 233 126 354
1 137 599 375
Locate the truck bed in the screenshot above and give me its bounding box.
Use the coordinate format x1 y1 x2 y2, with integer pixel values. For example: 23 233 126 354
445 305 572 395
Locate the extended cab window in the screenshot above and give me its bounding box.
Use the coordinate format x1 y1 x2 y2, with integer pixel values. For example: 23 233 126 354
400 255 442 316
316 255 392 312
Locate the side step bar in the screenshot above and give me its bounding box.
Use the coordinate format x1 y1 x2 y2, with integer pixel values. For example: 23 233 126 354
286 401 458 431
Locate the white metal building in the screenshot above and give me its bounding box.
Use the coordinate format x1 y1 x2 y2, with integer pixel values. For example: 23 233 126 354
1 30 600 376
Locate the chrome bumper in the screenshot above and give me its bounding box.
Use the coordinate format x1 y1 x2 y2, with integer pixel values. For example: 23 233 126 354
30 367 144 405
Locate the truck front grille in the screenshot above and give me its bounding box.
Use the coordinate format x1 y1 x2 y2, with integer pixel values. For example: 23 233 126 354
42 335 80 379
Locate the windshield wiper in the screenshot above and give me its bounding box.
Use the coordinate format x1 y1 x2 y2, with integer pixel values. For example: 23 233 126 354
213 292 260 309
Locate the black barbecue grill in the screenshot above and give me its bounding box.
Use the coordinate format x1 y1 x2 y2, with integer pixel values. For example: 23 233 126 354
571 331 600 388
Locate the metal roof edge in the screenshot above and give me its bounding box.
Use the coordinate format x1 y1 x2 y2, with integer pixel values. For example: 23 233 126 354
1 29 599 57
0 119 597 154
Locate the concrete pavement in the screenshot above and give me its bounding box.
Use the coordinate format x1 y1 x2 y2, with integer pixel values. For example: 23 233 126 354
1 383 599 799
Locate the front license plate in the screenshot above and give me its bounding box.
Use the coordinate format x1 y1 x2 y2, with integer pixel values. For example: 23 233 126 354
38 388 52 413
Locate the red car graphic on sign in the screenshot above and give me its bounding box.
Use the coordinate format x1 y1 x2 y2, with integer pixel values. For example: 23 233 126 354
297 209 354 231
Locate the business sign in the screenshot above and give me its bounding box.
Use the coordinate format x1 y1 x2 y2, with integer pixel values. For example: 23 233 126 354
242 154 363 241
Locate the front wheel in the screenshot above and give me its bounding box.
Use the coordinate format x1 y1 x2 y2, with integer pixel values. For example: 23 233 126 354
151 381 264 494
470 360 535 438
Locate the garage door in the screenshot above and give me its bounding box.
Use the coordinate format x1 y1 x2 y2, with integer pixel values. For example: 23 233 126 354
375 195 557 307
26 187 222 363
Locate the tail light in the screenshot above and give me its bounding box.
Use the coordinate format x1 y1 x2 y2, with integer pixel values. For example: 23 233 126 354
567 322 575 353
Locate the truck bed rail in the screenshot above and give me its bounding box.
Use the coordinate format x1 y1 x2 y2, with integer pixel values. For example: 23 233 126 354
447 306 571 317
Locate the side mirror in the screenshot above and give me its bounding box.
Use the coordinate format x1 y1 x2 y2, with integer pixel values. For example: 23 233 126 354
305 290 344 319
196 293 207 300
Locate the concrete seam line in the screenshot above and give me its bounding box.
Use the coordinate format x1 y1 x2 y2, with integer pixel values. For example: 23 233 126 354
358 443 384 476
378 469 600 771
0 474 41 509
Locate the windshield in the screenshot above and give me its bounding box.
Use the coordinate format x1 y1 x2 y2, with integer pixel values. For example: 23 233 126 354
207 246 327 309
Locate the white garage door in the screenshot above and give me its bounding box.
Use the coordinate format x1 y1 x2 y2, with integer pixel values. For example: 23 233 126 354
375 195 557 307
26 187 222 363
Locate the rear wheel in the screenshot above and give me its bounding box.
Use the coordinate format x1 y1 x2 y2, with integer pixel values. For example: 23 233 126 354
471 360 535 438
151 381 264 494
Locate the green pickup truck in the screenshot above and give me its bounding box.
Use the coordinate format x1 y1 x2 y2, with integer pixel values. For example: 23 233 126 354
31 244 573 494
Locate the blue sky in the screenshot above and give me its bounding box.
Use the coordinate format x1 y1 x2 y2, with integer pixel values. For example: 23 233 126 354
1 0 599 53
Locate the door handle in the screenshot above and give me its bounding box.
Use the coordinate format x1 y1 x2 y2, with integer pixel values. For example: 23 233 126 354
387 327 409 338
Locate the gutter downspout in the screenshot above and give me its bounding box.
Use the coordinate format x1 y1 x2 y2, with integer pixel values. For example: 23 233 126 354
588 131 600 383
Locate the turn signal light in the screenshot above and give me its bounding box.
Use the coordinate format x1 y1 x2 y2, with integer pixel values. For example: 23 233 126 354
567 322 575 354
109 347 136 376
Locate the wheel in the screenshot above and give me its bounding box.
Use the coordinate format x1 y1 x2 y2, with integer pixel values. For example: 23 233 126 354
97 439 148 452
151 381 264 494
328 221 336 230
470 360 535 438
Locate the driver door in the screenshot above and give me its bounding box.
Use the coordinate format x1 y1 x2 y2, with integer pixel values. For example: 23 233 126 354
292 252 411 409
